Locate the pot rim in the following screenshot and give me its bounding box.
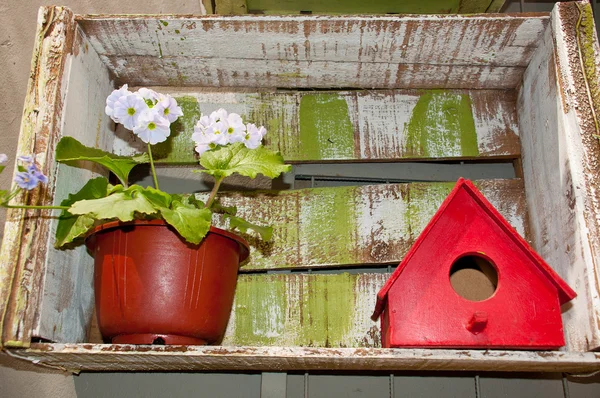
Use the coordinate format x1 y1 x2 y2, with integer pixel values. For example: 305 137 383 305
85 219 250 263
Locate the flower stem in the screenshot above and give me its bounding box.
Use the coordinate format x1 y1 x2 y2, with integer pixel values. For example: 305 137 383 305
147 143 159 190
205 176 224 209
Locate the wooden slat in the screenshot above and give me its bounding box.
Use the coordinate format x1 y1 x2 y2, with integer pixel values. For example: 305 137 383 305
32 27 115 344
0 7 75 349
197 179 528 271
113 89 520 163
245 0 505 14
77 14 548 89
99 57 527 89
79 15 546 66
223 273 388 347
11 344 600 373
517 1 600 352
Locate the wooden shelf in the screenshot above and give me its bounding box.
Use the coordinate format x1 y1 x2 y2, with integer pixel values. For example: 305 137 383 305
10 345 600 373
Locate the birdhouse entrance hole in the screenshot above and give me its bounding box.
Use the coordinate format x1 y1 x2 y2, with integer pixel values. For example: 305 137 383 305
449 255 498 302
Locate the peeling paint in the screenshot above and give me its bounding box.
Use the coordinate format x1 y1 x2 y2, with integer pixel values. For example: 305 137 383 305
298 93 355 160
404 90 479 158
152 96 200 162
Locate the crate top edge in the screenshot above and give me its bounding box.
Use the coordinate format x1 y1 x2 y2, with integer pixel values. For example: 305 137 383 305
73 11 550 23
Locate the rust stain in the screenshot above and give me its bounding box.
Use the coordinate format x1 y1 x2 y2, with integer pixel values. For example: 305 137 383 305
1 6 75 348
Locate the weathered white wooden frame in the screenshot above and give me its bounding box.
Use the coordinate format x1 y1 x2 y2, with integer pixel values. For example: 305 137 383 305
2 2 600 372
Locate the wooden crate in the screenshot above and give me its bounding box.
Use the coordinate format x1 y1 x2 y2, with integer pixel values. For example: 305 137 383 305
1 1 600 373
204 0 506 15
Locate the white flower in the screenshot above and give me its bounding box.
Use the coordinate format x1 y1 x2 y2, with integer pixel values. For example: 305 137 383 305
113 94 148 130
205 121 230 146
137 88 159 106
133 110 171 145
257 125 267 138
194 115 213 135
193 130 219 155
242 123 264 149
105 84 131 120
210 108 229 123
156 95 183 123
0 154 7 164
225 113 247 142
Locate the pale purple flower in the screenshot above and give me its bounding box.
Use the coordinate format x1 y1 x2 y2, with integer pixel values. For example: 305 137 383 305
156 95 183 123
225 113 247 142
137 88 159 106
205 121 230 146
17 155 33 164
193 129 219 156
113 94 148 130
210 108 229 123
105 84 131 120
14 162 47 190
243 123 264 149
193 115 212 136
133 110 171 145
0 154 8 164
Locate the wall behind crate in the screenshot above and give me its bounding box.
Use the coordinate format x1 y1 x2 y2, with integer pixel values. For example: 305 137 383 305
1 1 600 398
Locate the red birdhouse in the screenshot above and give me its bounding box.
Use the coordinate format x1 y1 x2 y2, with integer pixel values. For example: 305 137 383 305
372 178 576 349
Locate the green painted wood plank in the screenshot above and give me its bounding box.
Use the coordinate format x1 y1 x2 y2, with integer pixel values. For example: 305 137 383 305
245 0 502 15
223 273 389 347
200 179 527 271
113 90 520 163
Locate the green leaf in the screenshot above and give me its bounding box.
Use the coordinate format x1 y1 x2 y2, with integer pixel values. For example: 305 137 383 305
211 200 237 216
186 195 206 209
225 214 273 241
196 143 291 180
160 201 212 244
55 177 108 248
0 165 5 174
56 137 149 185
140 186 172 209
68 185 157 222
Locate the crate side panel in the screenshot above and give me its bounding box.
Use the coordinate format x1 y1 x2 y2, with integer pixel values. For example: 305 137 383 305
79 15 545 66
78 15 547 89
112 89 520 164
32 27 116 344
13 344 600 373
99 56 525 90
223 273 388 347
0 7 75 348
518 1 600 352
192 179 527 271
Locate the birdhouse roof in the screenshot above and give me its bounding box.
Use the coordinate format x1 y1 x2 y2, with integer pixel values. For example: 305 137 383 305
372 178 576 320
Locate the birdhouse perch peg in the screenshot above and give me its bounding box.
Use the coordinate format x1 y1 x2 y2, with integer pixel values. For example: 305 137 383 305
372 178 576 350
466 312 488 335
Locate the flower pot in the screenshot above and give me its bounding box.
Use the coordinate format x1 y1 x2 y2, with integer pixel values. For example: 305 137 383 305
85 219 249 345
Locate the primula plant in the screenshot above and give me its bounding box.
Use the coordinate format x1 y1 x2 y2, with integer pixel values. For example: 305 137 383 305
1 86 290 248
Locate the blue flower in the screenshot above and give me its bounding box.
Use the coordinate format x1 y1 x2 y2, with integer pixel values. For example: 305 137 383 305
14 160 47 190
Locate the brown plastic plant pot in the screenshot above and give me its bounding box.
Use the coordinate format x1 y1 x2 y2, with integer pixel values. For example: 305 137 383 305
85 219 250 345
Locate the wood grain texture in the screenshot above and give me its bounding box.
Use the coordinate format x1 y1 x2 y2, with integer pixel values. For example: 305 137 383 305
10 344 600 373
112 89 520 163
199 179 528 271
0 7 75 349
76 14 548 89
100 57 527 89
222 273 388 347
33 27 115 344
518 1 600 352
245 0 505 14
